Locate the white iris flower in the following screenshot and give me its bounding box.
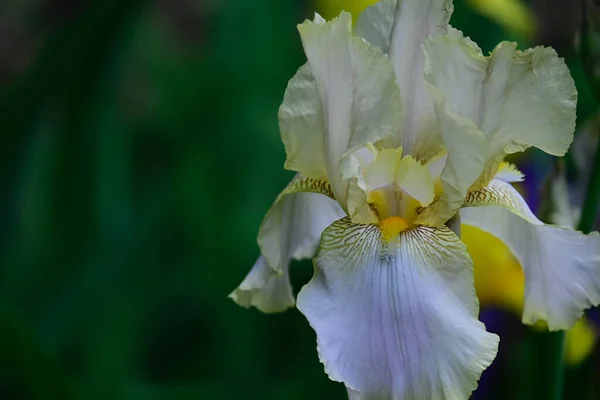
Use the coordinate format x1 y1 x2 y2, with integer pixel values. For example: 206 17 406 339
230 0 600 398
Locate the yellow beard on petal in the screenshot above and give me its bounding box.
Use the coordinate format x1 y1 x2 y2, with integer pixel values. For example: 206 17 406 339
380 216 411 243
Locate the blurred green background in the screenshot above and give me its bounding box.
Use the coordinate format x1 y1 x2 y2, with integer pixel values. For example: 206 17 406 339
0 0 598 399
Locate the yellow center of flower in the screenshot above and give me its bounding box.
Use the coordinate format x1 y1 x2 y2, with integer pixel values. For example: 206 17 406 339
357 147 436 226
380 216 411 242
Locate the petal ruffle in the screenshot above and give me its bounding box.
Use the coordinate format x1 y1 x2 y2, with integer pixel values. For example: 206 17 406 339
229 256 295 313
355 0 453 158
279 63 328 181
230 177 344 313
297 218 498 399
461 178 600 330
418 29 576 225
284 12 402 210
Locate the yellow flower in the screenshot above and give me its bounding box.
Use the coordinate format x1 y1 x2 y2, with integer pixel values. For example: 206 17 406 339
463 224 525 315
467 0 535 39
317 0 379 22
316 0 536 38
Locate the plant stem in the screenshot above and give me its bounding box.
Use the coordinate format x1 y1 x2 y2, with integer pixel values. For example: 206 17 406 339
578 141 600 234
547 331 566 400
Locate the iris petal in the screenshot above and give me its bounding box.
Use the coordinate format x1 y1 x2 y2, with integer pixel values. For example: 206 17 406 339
355 0 453 158
290 12 403 210
418 29 576 226
297 218 498 399
230 177 344 312
461 179 600 330
229 256 295 313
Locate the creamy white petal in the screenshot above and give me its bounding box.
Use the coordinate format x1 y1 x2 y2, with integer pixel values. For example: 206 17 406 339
231 177 345 313
361 148 435 207
291 191 348 260
346 177 380 225
229 256 294 313
279 63 328 181
395 156 435 206
415 111 487 225
446 213 461 237
297 12 402 210
354 0 397 51
297 218 498 399
420 30 576 225
426 32 575 157
258 177 335 271
364 148 402 191
461 179 600 330
494 162 525 183
425 151 447 180
356 0 453 158
354 145 378 171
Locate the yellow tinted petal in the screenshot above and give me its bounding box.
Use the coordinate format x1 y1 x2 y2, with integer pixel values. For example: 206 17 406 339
420 31 576 226
564 318 597 366
280 64 328 180
363 148 402 191
231 175 344 313
462 224 524 315
468 0 535 39
355 0 453 159
297 12 403 210
462 179 600 330
317 0 378 21
395 156 435 206
259 176 337 272
495 162 525 183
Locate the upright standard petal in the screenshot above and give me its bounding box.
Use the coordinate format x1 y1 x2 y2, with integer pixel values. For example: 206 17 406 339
296 12 402 210
419 29 576 225
461 178 600 330
354 0 398 52
297 218 498 399
279 63 328 181
355 0 453 159
230 177 345 313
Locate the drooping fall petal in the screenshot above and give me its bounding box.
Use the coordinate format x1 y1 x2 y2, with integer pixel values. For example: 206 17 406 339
461 179 600 330
230 177 344 312
297 218 498 399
